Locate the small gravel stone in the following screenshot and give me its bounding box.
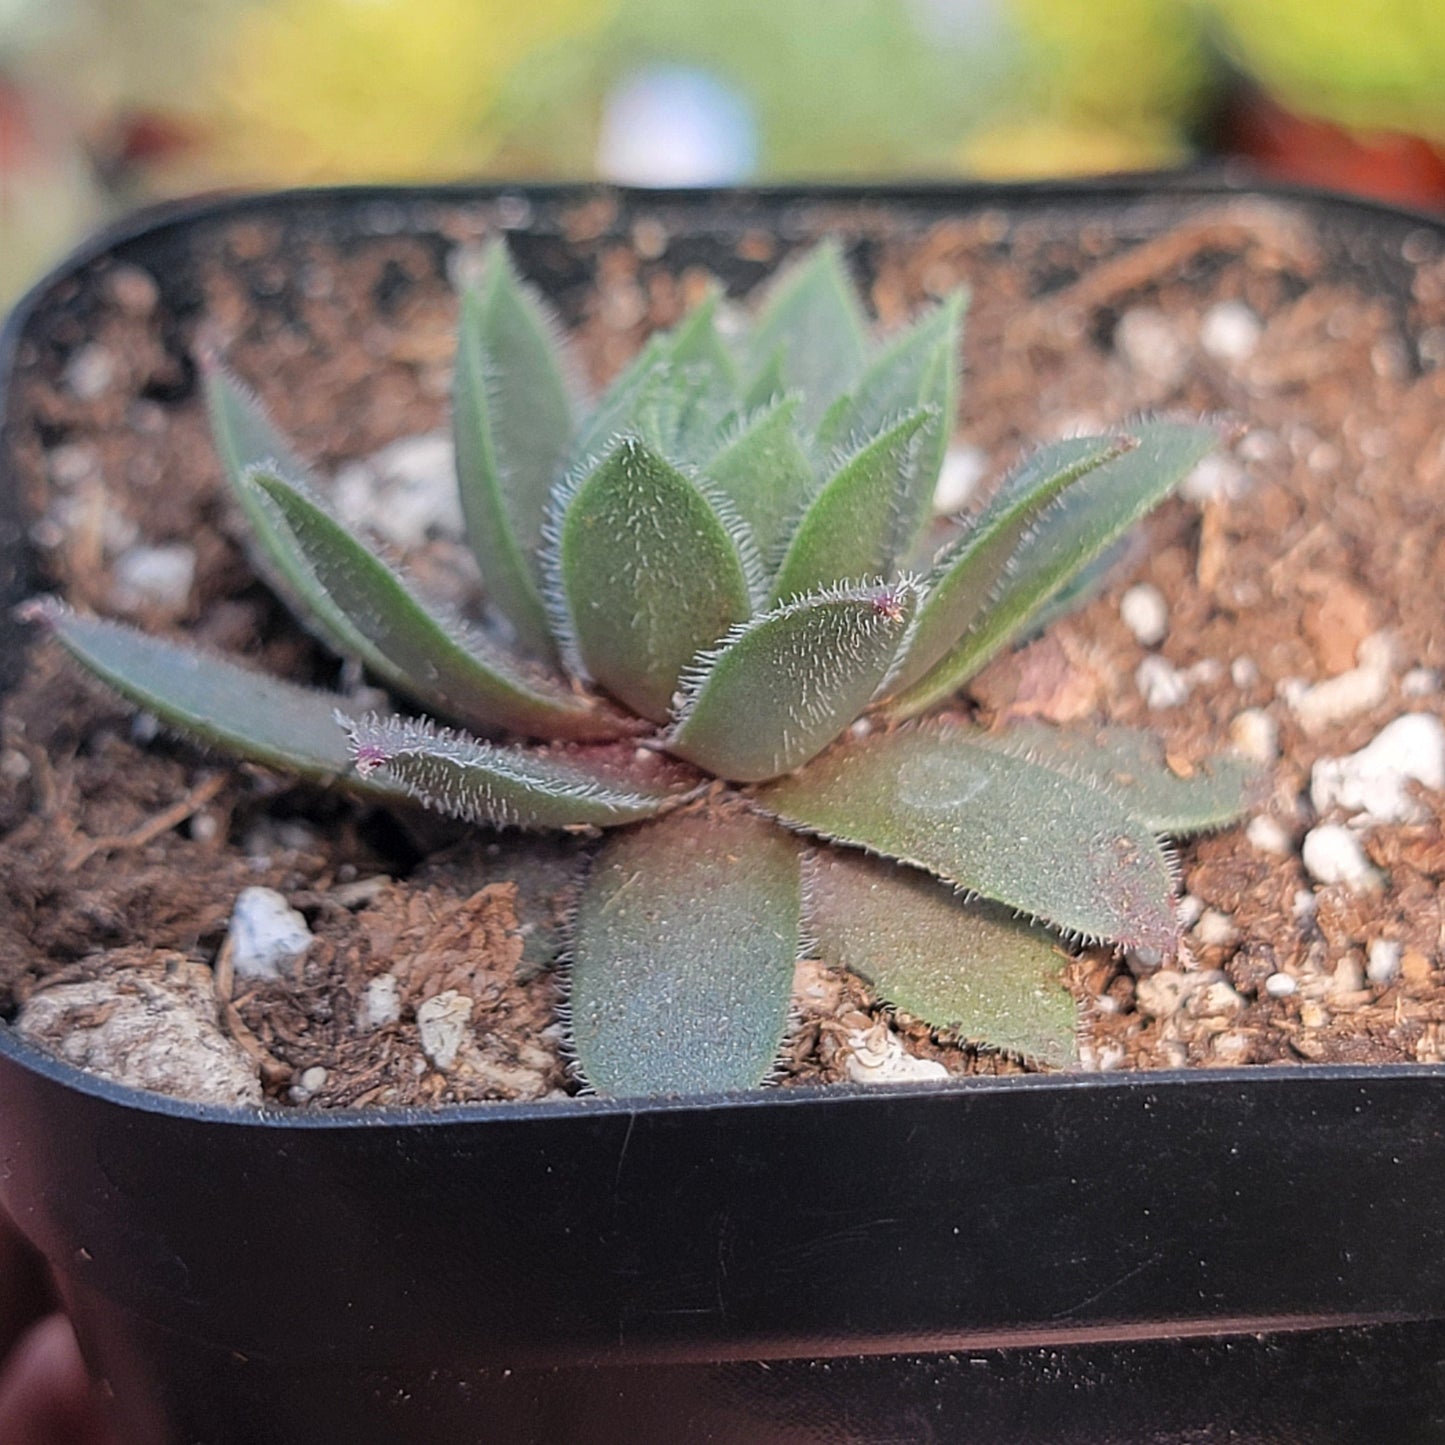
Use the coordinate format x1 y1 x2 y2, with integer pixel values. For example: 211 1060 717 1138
1264 972 1298 998
932 443 987 515
1195 909 1241 947
1366 939 1403 986
1301 824 1383 891
417 990 473 1071
1288 633 1393 734
228 887 313 981
1136 654 1190 709
1331 956 1366 997
1176 895 1205 930
1231 656 1260 689
1181 453 1248 504
64 343 116 400
1135 969 1190 1019
109 265 160 316
1311 712 1445 824
1246 815 1292 856
332 433 464 547
1190 977 1246 1017
1403 667 1440 697
841 1022 948 1084
1120 582 1169 647
1229 708 1279 764
1115 307 1188 391
110 542 196 615
1199 300 1263 363
358 974 402 1030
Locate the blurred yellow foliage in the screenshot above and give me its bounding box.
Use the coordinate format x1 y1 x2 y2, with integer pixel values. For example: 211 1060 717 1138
207 0 613 182
961 118 1187 180
1202 0 1445 141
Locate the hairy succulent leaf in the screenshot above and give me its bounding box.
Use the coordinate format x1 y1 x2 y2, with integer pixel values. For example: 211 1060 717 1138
1000 722 1258 834
343 714 698 829
453 242 575 656
746 241 867 430
568 336 674 469
665 290 742 462
805 849 1077 1066
669 579 919 783
204 362 378 663
760 722 1178 954
553 438 756 722
704 396 815 562
817 291 966 552
740 347 787 413
35 604 404 797
569 808 801 1096
246 469 630 742
890 418 1222 715
769 410 931 602
883 435 1135 700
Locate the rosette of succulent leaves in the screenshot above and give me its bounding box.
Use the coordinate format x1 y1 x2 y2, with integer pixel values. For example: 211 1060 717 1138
37 239 1254 1097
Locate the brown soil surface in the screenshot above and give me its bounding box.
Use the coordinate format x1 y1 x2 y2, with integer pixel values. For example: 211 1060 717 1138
5 190 1445 1105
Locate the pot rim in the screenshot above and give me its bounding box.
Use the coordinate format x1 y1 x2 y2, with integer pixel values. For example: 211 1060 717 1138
5 172 1443 1128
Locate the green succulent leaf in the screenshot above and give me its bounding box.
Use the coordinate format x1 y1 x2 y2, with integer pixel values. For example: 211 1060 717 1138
1000 722 1258 834
740 347 787 413
805 849 1077 1066
665 289 742 461
704 396 816 562
554 438 756 722
203 361 377 663
668 578 919 783
569 807 802 1096
816 291 967 551
454 242 576 656
34 604 403 797
769 409 931 602
883 434 1135 701
889 417 1223 715
745 241 868 430
343 714 698 829
246 469 631 742
760 721 1178 954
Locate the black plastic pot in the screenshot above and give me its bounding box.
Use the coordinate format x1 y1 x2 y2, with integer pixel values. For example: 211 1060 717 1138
4 180 1445 1445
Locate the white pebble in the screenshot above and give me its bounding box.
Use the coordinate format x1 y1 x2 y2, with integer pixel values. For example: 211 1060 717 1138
417 990 473 1071
932 443 986 515
1229 708 1279 764
1195 909 1240 947
1177 894 1205 929
300 1065 328 1092
1135 969 1189 1019
1264 972 1297 998
1288 633 1393 735
110 543 196 614
1136 654 1190 709
1191 978 1246 1016
1301 824 1383 892
333 433 464 547
1310 712 1445 825
1331 955 1365 996
1231 656 1260 689
1366 939 1403 986
64 343 116 400
358 974 402 1031
1292 888 1318 921
1246 815 1292 856
842 1024 948 1085
228 887 312 981
1120 583 1169 647
1403 668 1440 697
1181 453 1248 504
1199 300 1262 363
1115 307 1188 391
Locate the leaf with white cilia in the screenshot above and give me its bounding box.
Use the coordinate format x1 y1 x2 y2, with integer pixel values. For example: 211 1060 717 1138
702 395 816 563
768 409 931 603
667 577 920 783
804 848 1077 1066
343 713 701 830
28 601 405 798
569 807 802 1096
881 433 1136 701
549 437 760 723
453 240 577 657
243 467 632 743
759 721 1179 955
888 417 1224 716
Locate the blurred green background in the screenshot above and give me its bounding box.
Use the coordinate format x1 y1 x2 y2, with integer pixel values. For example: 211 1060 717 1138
2 0 1443 301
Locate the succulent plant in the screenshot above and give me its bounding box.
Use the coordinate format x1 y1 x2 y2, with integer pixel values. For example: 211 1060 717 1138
33 238 1252 1097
